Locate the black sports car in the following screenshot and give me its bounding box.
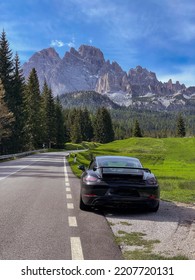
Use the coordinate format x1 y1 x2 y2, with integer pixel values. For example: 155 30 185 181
78 156 160 212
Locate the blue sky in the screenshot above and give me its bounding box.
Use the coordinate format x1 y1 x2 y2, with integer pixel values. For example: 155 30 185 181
1 0 195 86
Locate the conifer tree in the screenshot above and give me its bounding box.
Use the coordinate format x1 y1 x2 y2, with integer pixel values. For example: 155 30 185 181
0 79 14 153
41 81 56 148
176 114 186 137
80 108 93 141
24 68 42 149
55 96 66 148
0 30 14 107
132 119 142 137
70 109 82 143
94 107 114 143
9 53 26 152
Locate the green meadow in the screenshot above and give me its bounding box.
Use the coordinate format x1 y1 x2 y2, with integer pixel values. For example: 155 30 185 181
68 138 195 204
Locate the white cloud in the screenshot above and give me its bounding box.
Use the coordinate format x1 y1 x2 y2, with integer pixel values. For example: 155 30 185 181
66 36 76 48
67 41 75 48
71 0 116 18
50 40 65 47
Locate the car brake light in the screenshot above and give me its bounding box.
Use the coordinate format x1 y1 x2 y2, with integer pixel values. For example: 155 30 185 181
149 194 157 200
84 194 98 197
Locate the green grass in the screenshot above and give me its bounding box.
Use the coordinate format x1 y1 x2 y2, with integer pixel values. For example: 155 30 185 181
65 141 100 151
115 230 188 260
68 137 195 203
115 231 160 249
123 250 188 260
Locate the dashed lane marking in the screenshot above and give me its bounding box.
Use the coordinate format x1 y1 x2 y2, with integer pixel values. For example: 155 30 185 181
66 194 72 199
67 203 74 209
70 237 84 260
64 157 84 260
68 216 78 227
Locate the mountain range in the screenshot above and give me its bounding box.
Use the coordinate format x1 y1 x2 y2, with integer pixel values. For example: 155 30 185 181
22 45 195 111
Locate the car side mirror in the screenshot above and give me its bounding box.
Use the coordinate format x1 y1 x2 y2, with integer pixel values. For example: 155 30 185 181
78 165 86 171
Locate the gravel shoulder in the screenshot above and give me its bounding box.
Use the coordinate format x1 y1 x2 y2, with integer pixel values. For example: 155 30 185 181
105 200 195 259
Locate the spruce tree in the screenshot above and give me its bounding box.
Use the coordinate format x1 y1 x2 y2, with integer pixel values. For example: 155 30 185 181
176 114 186 137
9 53 25 152
132 119 142 137
0 30 14 107
80 108 93 141
70 109 82 143
24 68 42 149
94 107 114 143
0 79 14 154
55 96 66 148
41 81 56 148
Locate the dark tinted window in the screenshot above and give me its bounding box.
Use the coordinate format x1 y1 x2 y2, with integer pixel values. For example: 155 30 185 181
97 158 142 168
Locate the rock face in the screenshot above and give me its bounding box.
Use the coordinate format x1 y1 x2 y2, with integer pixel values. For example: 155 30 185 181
22 45 195 111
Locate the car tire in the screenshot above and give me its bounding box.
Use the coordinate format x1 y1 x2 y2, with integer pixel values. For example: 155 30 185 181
149 202 159 212
79 196 91 211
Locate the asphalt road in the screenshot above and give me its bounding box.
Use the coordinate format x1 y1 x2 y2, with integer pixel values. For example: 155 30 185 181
0 152 122 260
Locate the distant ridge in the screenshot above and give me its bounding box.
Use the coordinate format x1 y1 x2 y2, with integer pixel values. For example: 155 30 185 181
22 45 195 111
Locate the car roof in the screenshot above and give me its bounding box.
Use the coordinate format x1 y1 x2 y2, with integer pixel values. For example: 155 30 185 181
95 155 140 162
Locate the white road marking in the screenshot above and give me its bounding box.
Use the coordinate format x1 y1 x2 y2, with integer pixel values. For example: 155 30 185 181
67 203 74 209
64 157 70 187
70 237 84 260
68 216 77 227
66 194 72 199
64 157 84 260
0 158 42 181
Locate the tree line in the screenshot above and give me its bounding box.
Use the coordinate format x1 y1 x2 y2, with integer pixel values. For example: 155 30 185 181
111 108 189 139
64 107 115 144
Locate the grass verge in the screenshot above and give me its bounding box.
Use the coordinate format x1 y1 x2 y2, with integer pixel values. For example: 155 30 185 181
68 137 195 203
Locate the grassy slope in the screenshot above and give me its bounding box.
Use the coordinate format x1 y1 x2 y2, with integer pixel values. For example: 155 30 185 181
68 138 195 203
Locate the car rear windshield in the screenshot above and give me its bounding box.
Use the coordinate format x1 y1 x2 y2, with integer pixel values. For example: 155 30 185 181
97 158 142 168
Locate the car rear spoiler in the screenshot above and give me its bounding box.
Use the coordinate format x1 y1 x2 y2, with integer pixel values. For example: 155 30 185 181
93 166 151 173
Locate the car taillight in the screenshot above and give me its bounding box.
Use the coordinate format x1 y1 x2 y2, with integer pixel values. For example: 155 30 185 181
83 175 99 182
148 194 157 200
84 194 98 197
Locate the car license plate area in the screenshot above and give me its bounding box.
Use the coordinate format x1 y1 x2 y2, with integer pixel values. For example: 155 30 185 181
109 188 139 197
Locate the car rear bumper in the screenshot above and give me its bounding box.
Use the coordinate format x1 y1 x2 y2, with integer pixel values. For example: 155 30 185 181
82 194 160 209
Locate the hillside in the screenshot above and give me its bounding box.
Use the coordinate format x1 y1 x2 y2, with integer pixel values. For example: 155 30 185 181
68 137 195 203
59 91 120 110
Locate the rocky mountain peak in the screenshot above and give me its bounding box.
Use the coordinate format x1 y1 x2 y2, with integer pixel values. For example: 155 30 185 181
69 47 80 57
63 47 81 64
111 61 124 73
35 47 60 60
23 47 61 71
22 45 195 111
128 65 158 86
78 45 104 58
78 45 105 66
